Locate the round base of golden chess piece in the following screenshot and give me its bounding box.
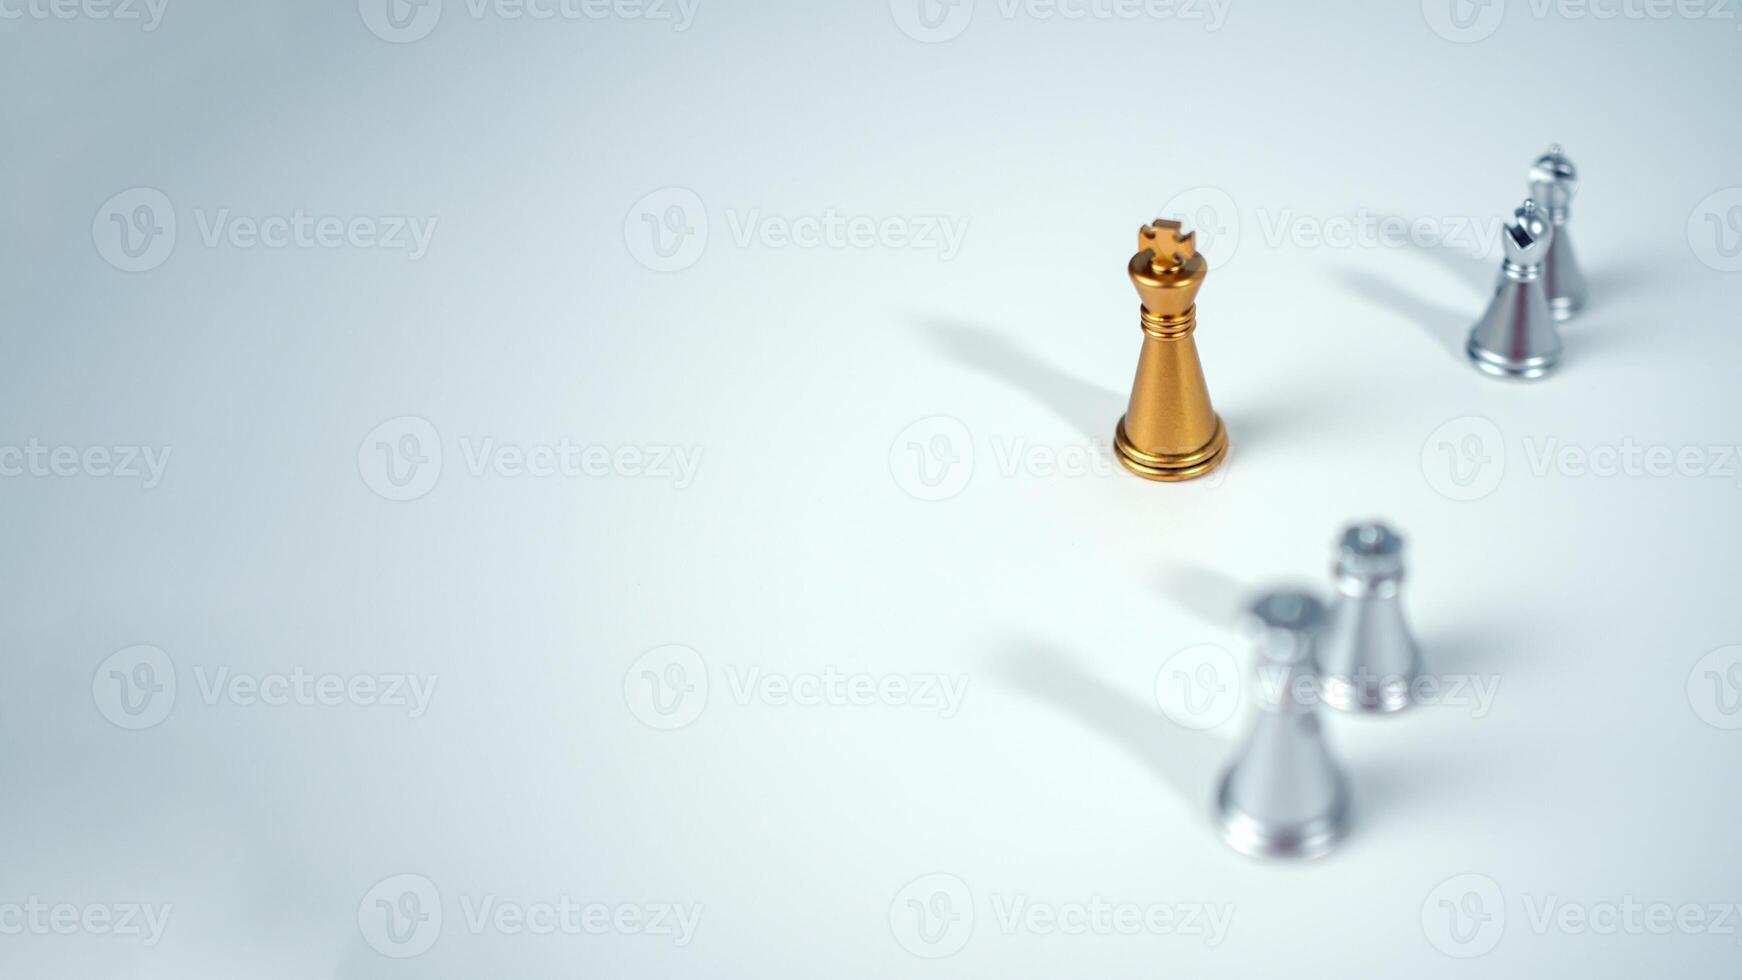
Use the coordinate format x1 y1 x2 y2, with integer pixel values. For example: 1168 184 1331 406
1113 415 1228 482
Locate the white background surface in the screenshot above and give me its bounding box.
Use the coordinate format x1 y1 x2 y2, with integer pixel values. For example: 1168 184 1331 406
4 0 1742 976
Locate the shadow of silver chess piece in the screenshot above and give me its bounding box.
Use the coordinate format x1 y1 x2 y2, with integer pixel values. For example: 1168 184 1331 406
998 644 1226 816
1387 214 1498 299
1157 562 1252 631
1336 267 1472 361
1336 209 1504 363
918 319 1123 444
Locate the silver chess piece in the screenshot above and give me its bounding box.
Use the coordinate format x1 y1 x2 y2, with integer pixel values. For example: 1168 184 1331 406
1215 590 1352 860
1467 199 1562 380
1530 144 1587 321
1317 522 1425 715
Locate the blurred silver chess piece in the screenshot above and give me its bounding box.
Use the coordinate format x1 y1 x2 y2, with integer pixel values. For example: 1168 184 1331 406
1214 590 1351 860
1467 199 1562 380
1530 144 1587 321
1317 522 1425 715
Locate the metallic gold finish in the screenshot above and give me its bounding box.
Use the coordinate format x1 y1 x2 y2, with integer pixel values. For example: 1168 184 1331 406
1114 219 1227 481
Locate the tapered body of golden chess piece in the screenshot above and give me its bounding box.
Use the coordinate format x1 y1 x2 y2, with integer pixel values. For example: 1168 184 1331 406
1113 220 1228 481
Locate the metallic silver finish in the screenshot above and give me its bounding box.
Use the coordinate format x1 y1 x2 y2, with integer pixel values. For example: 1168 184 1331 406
1317 522 1425 715
1530 144 1587 321
1214 590 1351 860
1467 199 1562 380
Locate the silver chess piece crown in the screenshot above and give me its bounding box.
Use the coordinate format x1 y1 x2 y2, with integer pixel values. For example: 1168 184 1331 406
1530 144 1587 321
1467 198 1562 380
1214 590 1352 860
1317 522 1426 715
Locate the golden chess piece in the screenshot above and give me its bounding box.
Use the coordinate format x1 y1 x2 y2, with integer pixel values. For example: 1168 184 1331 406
1113 219 1228 481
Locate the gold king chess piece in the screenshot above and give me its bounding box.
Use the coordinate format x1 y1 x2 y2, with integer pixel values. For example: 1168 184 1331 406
1113 219 1229 481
